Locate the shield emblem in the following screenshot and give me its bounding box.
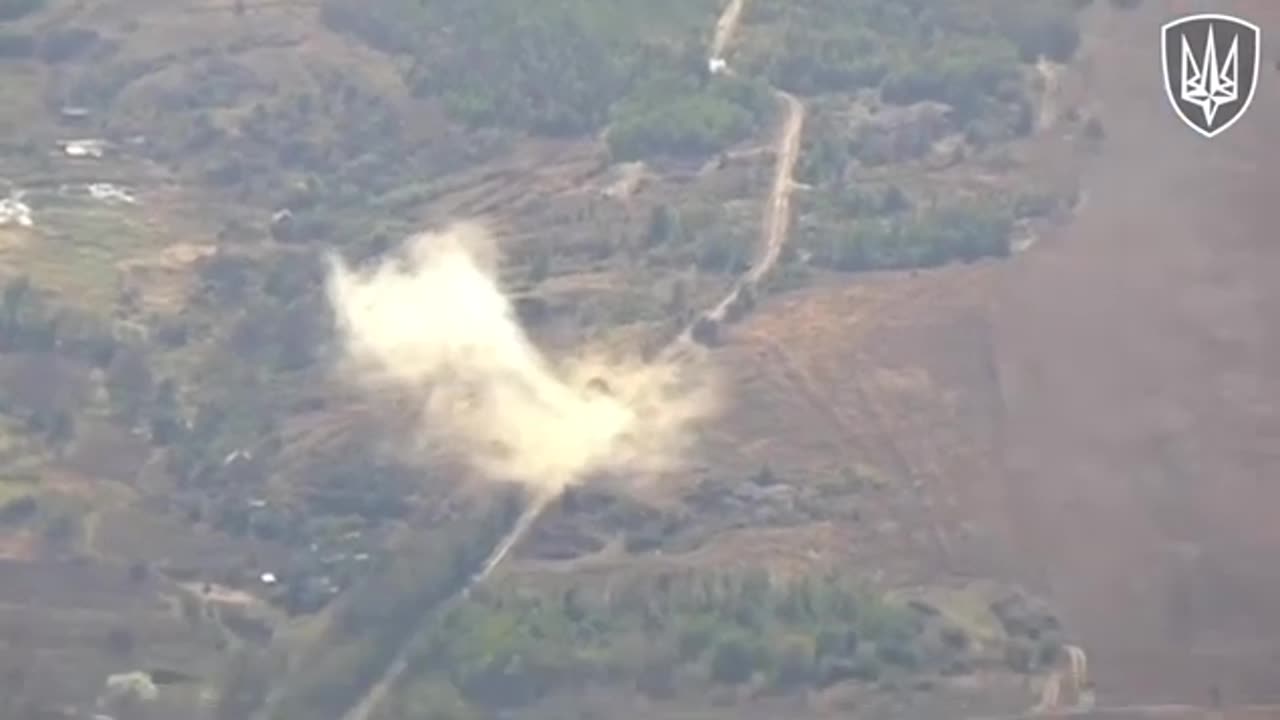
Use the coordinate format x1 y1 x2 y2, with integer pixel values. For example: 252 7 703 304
1162 13 1261 138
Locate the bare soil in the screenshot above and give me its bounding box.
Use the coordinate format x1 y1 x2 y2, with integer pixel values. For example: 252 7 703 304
988 0 1280 704
715 0 1280 707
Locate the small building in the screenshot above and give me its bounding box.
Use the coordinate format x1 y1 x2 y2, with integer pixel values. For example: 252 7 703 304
59 106 91 122
59 138 107 159
708 57 728 75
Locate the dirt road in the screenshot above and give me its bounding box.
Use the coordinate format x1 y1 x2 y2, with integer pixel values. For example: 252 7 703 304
336 3 795 719
755 90 805 288
706 88 805 323
710 0 744 60
670 28 806 351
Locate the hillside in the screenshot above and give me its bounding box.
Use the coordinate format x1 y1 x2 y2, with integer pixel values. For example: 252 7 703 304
1 0 1276 719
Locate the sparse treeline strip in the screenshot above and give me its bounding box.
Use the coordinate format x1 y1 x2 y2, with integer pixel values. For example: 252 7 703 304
366 571 1064 718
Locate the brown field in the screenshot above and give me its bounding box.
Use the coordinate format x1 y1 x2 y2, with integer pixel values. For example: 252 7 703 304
988 0 1280 704
700 0 1280 708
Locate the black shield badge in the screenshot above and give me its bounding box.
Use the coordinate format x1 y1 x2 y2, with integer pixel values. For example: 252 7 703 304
1162 13 1261 138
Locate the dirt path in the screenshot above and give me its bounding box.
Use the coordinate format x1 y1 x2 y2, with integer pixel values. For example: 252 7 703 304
710 0 744 60
706 88 805 323
335 4 797 719
667 80 806 353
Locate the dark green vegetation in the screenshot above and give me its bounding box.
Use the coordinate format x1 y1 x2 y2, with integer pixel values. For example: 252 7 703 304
741 0 1086 275
608 72 774 161
408 576 923 703
747 0 1079 100
798 190 1017 272
322 0 772 158
0 0 1090 716
370 573 1026 719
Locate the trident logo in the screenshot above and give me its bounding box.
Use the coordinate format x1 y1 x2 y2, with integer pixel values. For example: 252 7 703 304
1162 13 1260 138
1181 24 1238 127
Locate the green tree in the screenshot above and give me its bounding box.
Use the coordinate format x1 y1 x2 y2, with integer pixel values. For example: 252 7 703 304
709 632 759 685
646 204 678 246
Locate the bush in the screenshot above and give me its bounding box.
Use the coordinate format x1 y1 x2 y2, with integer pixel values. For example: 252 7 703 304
809 199 1013 273
876 637 920 669
771 635 816 688
608 74 771 161
709 633 761 685
998 6 1081 62
767 23 887 95
881 38 1023 124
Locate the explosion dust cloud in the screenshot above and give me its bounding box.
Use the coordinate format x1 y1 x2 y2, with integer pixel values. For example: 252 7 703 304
325 223 720 501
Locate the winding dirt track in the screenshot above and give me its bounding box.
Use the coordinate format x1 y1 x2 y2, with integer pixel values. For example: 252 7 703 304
705 89 805 323
668 63 805 351
335 3 804 719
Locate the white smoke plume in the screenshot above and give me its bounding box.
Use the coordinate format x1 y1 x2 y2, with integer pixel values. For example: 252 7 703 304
325 222 720 506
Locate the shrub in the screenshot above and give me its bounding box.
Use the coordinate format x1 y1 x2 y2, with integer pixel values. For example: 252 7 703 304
809 199 1013 273
608 74 771 161
881 38 1022 124
709 633 761 685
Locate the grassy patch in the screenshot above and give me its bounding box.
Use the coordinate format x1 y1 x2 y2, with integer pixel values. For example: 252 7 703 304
0 200 162 314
